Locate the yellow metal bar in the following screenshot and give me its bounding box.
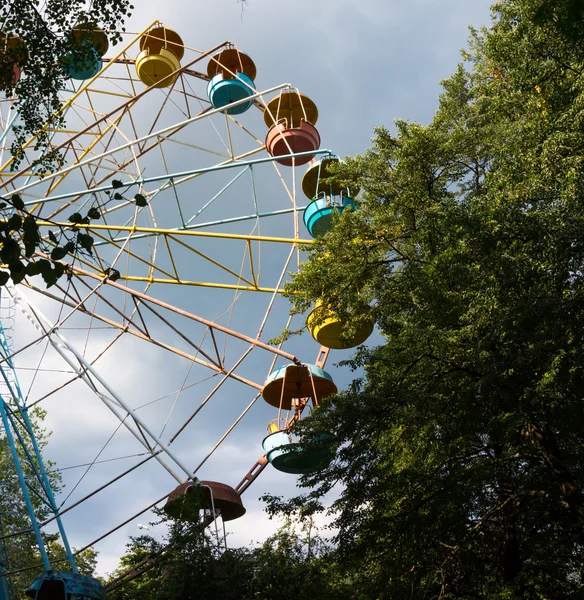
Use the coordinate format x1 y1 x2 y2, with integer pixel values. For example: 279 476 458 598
83 89 134 99
163 235 180 281
42 110 128 202
90 274 283 292
88 229 179 281
45 130 101 135
33 222 313 244
247 240 258 288
168 234 257 288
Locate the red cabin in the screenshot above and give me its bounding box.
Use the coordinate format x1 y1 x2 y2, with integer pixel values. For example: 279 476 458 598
264 89 320 166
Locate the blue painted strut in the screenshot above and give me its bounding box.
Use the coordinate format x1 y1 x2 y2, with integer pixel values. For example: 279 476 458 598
0 315 78 576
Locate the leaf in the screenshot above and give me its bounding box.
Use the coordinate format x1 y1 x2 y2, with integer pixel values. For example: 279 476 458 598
111 179 124 189
8 213 22 231
0 271 9 286
36 259 52 277
77 233 94 253
25 261 41 276
134 193 148 207
11 194 24 210
50 246 69 261
68 212 83 224
105 267 121 282
8 261 26 284
0 237 20 263
48 230 58 244
87 207 101 220
22 216 40 242
113 193 123 201
24 241 36 257
53 262 66 280
38 259 58 288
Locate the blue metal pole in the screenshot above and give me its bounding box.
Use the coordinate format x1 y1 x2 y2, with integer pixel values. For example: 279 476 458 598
185 166 250 227
0 397 50 571
16 407 79 574
0 329 78 573
0 510 13 600
22 148 336 207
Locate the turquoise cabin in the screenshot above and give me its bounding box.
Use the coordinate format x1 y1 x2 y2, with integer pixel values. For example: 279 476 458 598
207 72 255 114
62 26 108 81
207 48 256 114
62 44 102 80
27 571 104 600
262 430 334 475
303 193 356 238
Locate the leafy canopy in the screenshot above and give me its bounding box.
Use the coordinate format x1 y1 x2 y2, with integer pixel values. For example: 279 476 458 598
1 0 133 174
278 0 584 597
0 2 139 288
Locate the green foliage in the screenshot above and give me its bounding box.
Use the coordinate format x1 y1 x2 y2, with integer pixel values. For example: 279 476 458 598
279 1 584 597
0 1 133 174
0 179 150 289
0 406 99 596
108 513 352 600
0 3 145 289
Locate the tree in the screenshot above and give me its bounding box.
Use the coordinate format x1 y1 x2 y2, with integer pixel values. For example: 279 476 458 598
0 405 100 597
0 2 135 289
276 0 584 597
108 513 352 600
1 0 133 174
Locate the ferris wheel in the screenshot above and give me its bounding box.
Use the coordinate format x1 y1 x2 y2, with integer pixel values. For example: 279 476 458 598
0 22 372 599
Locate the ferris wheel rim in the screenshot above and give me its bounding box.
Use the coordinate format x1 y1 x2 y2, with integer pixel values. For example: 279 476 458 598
0 26 337 585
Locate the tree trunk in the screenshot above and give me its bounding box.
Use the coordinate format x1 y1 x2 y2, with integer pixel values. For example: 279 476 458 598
524 422 584 537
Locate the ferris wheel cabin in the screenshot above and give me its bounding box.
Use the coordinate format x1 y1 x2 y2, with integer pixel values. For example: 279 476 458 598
261 363 337 410
264 90 321 166
301 156 357 237
0 34 27 88
307 301 375 349
136 26 184 88
61 25 108 81
164 480 245 523
262 429 334 475
261 364 337 474
207 48 257 114
26 571 104 600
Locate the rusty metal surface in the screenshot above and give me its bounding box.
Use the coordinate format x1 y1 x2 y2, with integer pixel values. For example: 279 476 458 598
265 120 321 166
201 481 246 521
164 482 200 521
207 48 257 81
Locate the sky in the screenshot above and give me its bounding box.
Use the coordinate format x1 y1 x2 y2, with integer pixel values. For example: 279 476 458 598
2 0 494 580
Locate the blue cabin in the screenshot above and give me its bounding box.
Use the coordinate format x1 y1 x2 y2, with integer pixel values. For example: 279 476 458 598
27 571 104 600
262 430 334 474
62 44 102 80
62 26 108 81
207 72 255 114
301 156 356 237
207 48 256 114
303 192 356 238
